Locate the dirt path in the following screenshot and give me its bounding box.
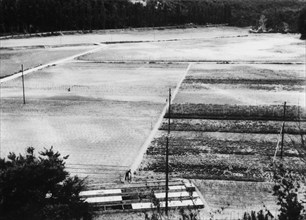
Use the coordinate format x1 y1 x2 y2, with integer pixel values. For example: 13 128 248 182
0 44 105 83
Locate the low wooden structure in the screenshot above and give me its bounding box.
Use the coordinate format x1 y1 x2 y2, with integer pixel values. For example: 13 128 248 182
80 180 205 213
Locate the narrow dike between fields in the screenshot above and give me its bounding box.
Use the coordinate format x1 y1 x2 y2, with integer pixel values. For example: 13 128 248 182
130 63 193 173
0 44 105 83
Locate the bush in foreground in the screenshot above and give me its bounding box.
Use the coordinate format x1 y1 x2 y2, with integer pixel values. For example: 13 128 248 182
243 163 306 220
0 147 92 220
273 163 305 220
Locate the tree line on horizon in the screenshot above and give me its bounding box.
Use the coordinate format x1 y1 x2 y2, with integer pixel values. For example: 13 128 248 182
0 0 305 35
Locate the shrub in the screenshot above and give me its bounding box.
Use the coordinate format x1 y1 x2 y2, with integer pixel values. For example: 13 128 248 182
0 147 92 220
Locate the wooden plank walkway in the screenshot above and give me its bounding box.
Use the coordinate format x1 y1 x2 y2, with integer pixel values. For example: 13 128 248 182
80 180 205 213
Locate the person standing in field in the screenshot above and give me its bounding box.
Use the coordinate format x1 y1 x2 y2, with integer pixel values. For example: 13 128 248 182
125 169 132 183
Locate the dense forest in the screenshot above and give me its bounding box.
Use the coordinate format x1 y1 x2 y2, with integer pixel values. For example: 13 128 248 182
0 0 305 35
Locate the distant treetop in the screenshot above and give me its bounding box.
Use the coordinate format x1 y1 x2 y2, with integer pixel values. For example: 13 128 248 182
0 0 304 35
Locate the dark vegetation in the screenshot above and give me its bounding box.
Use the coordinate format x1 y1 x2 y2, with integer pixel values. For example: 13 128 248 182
148 135 300 157
0 0 305 35
0 147 92 220
184 78 305 86
140 101 306 181
142 152 306 181
160 119 306 134
243 163 306 220
299 6 306 39
272 163 305 220
166 104 306 121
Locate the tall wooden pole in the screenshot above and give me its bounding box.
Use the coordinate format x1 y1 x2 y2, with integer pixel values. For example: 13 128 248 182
21 64 26 104
165 88 171 216
280 102 286 158
304 40 306 109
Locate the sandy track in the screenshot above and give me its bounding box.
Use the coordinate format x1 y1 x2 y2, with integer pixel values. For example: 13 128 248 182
0 44 104 83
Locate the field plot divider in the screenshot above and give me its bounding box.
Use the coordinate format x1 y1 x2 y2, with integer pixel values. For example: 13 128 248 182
130 63 192 173
0 44 105 84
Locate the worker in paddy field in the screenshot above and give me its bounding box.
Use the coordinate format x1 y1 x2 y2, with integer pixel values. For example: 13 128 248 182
125 169 132 183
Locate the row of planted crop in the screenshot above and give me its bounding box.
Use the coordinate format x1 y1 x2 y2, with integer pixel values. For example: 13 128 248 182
165 104 305 121
183 78 304 85
139 153 305 181
160 119 306 134
146 134 299 157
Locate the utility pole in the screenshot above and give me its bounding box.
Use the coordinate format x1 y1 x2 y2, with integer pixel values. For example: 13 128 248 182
165 88 171 216
280 102 286 158
305 40 306 109
21 64 26 104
